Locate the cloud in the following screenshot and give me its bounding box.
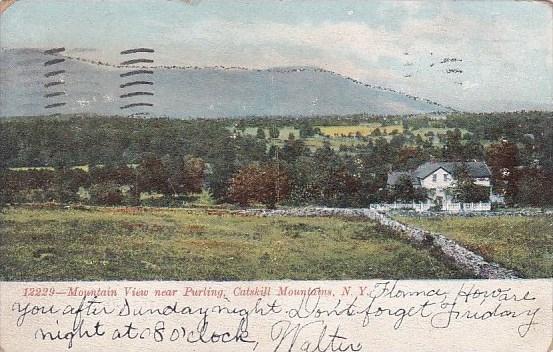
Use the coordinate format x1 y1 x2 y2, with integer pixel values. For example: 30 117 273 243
145 2 552 111
2 0 549 111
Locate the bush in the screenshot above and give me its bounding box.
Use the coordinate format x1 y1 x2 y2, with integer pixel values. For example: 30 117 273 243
228 163 290 208
195 188 216 206
89 182 125 206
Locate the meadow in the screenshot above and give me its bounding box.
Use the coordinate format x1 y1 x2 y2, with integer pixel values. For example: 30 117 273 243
397 215 553 278
234 123 405 151
230 122 475 153
317 123 403 137
0 206 468 281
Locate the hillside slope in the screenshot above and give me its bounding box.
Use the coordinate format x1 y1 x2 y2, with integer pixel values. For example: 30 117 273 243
0 48 451 118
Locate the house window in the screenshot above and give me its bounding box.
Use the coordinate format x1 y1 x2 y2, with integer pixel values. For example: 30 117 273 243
432 174 437 182
443 174 448 181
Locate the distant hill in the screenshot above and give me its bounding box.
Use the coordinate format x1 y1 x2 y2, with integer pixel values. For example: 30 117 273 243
0 48 452 118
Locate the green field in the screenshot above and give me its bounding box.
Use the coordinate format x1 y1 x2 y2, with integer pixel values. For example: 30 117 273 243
411 127 469 137
226 122 482 152
234 124 396 152
235 122 485 153
317 123 404 137
238 124 404 140
9 164 138 172
397 215 553 278
241 126 301 140
0 207 468 281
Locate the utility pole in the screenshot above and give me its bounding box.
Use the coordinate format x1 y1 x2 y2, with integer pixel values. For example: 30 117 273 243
270 125 281 205
134 164 139 205
276 143 280 204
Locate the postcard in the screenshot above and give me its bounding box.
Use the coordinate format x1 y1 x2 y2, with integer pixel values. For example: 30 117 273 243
0 1 552 351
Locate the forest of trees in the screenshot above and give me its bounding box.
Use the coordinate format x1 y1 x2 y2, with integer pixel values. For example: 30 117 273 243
1 111 552 208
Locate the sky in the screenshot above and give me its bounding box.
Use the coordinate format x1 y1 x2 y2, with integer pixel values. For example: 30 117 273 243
1 0 552 112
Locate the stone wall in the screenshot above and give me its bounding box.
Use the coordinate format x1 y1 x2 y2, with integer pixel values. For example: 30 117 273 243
239 207 520 279
391 209 553 218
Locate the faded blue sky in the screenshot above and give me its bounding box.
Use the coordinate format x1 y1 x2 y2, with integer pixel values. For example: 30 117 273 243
1 0 552 112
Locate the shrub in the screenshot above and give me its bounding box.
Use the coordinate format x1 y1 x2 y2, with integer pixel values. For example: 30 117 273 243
89 182 124 206
228 163 290 208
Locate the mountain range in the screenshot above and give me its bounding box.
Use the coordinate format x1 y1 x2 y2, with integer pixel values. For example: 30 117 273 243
0 48 453 118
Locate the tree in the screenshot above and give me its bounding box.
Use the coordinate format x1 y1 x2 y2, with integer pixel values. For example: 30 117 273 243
390 175 427 202
181 156 206 194
371 128 382 137
136 154 170 196
442 128 464 161
89 182 124 205
234 135 267 166
298 121 317 138
486 140 520 201
396 147 429 171
515 167 551 207
228 164 263 207
195 188 216 206
89 164 134 186
540 130 553 170
50 167 83 204
294 144 369 207
451 164 490 203
0 168 13 208
256 127 266 140
269 126 280 139
166 155 206 195
389 134 406 149
208 135 237 201
463 140 485 160
228 163 290 208
280 138 308 163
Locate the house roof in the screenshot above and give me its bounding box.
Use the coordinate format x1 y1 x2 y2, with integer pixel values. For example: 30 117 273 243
387 171 421 186
413 161 491 180
387 161 491 186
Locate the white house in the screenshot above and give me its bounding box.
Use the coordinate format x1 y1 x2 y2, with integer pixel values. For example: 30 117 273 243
387 161 492 203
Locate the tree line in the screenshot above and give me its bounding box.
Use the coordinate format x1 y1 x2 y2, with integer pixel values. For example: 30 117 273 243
1 111 552 208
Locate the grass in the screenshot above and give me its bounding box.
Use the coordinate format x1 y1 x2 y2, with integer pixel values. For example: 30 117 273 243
396 215 553 278
230 126 370 152
0 207 468 281
9 165 88 172
237 124 406 141
236 127 301 140
317 123 404 137
9 164 138 172
229 123 453 152
410 127 469 141
9 166 56 171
